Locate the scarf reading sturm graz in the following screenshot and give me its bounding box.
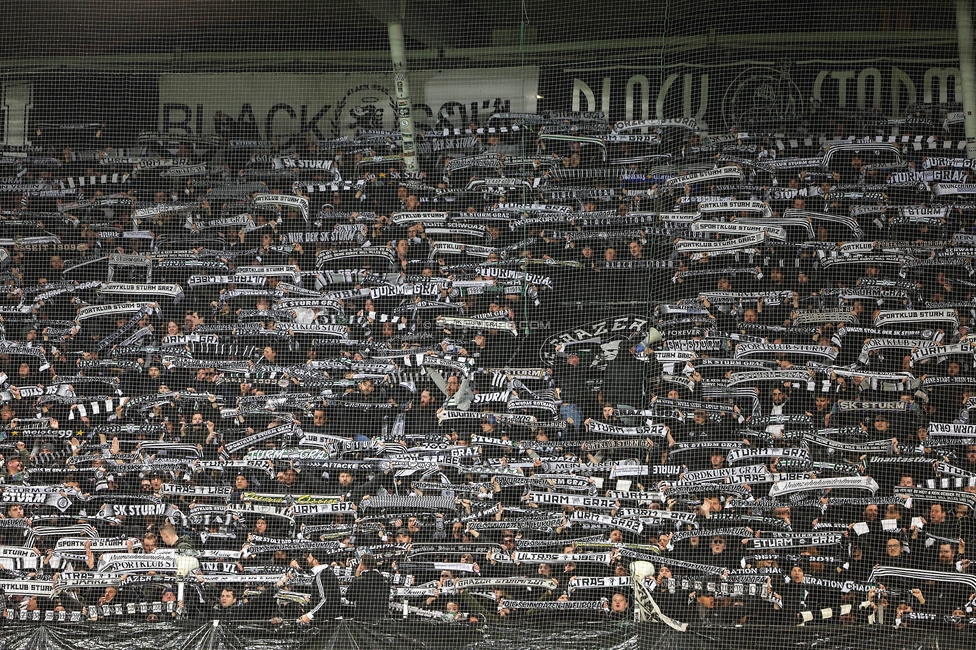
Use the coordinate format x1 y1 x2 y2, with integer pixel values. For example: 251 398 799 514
527 474 595 492
478 265 554 290
726 447 810 465
931 464 976 479
744 533 845 549
0 546 43 570
580 439 655 453
1 486 73 511
525 492 620 510
665 445 743 464
569 511 643 535
613 508 698 526
674 232 767 253
585 421 669 438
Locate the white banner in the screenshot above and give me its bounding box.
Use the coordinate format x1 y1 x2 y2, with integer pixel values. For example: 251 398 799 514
158 69 539 141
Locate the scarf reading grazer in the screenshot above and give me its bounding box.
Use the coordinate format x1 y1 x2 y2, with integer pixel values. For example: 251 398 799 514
453 576 557 591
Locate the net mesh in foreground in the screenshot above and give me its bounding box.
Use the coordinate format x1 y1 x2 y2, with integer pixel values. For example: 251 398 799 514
0 2 973 650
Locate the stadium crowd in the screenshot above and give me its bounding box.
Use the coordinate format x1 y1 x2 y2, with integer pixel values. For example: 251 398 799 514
0 108 975 633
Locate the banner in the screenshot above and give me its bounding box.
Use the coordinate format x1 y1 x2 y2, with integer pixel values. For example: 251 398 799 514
556 57 963 132
97 555 178 573
159 69 539 141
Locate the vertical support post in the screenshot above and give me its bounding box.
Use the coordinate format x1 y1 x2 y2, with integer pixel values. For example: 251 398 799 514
388 21 419 172
2 81 33 147
957 0 976 159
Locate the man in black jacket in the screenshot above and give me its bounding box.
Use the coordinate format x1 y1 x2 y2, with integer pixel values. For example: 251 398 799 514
296 550 342 624
601 335 646 424
212 587 277 621
554 351 593 437
345 554 390 619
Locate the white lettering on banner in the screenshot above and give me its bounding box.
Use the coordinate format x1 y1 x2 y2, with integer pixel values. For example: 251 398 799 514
0 580 53 597
526 492 618 509
253 194 309 219
277 158 334 170
573 73 710 122
928 422 976 437
813 66 960 111
875 309 958 327
158 70 539 141
665 166 743 187
98 556 178 573
0 548 41 570
569 63 962 130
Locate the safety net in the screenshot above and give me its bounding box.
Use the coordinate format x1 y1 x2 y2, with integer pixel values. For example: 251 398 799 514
0 2 974 649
